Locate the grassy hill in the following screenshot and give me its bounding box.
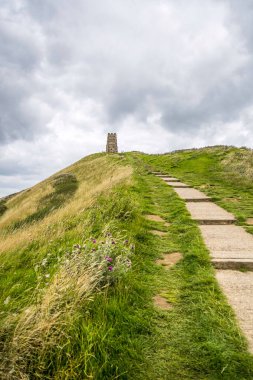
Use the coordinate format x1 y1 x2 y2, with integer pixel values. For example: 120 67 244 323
1 147 253 379
140 146 253 230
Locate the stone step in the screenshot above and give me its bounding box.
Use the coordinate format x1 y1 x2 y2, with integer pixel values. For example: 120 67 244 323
216 270 253 353
212 259 253 271
186 199 211 203
186 202 235 224
156 174 171 178
165 181 191 188
200 225 253 262
162 177 179 182
173 188 211 202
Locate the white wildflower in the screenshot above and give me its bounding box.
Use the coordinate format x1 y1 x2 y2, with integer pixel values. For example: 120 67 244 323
4 296 11 305
41 259 47 266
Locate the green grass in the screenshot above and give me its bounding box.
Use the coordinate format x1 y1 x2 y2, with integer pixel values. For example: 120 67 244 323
0 200 7 217
1 148 253 379
139 147 253 229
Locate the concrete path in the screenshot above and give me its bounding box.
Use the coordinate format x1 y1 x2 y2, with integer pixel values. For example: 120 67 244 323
162 177 179 182
186 202 235 224
173 188 211 202
166 181 190 188
155 174 174 178
216 270 253 353
153 171 253 353
200 225 253 270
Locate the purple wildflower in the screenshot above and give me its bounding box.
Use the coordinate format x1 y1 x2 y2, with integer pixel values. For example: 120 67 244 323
111 241 116 245
92 239 96 244
105 256 113 263
124 240 129 244
108 266 113 271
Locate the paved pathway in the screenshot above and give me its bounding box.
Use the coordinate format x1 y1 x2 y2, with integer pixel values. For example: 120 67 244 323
161 177 179 181
200 225 253 270
186 202 235 224
166 181 190 188
152 171 253 353
173 187 211 202
216 270 253 353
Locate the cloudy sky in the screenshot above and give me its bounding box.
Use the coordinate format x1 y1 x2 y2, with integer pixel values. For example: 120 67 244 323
1 0 253 196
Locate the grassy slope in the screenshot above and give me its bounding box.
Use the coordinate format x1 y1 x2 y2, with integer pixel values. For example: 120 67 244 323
1 147 253 379
0 154 131 323
0 153 138 379
139 146 253 232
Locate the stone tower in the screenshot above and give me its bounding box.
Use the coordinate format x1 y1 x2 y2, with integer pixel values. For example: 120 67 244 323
106 133 118 153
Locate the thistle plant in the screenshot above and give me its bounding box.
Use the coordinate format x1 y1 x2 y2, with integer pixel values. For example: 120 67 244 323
68 234 133 287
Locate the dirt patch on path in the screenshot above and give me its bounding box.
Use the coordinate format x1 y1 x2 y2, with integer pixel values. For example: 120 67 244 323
151 230 167 237
145 214 171 227
153 295 173 310
156 252 182 268
246 218 253 225
145 214 165 222
223 198 240 203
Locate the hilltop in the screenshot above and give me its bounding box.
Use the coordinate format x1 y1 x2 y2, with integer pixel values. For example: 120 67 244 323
1 146 253 379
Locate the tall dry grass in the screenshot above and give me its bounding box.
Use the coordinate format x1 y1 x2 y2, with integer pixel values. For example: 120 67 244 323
1 235 133 379
0 155 132 254
221 149 253 184
1 247 104 379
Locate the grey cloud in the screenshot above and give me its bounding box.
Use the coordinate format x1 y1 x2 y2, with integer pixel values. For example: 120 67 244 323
0 3 51 144
0 77 51 144
2 0 253 139
228 0 253 43
24 0 57 22
0 157 38 176
0 25 40 72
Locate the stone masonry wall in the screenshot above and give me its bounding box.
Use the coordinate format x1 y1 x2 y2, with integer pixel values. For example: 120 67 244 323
106 133 118 153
